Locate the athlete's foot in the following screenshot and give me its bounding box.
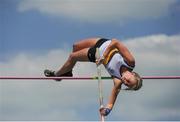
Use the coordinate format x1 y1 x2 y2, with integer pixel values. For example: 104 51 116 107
44 69 73 81
56 70 73 81
60 70 73 77
44 69 56 77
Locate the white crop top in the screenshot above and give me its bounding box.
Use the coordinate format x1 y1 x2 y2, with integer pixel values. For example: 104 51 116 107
99 40 134 79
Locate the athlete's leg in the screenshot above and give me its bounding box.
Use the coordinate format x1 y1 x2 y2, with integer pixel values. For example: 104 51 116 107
73 38 99 52
55 48 90 76
55 38 99 76
44 38 100 78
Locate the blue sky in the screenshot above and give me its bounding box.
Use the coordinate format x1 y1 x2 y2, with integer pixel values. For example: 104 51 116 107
0 0 180 121
1 0 180 56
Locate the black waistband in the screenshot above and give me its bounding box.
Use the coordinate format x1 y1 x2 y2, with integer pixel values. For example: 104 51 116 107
95 38 109 48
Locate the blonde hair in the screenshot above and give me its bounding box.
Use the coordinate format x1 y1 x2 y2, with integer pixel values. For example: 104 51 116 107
132 72 143 91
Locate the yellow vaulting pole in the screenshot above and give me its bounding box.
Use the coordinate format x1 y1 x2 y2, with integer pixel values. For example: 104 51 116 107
96 48 105 122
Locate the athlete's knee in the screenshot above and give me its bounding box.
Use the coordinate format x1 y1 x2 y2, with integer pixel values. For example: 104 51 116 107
73 42 79 52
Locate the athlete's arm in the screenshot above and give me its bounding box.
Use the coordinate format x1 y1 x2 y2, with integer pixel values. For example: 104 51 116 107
103 39 135 66
100 77 122 116
107 77 122 109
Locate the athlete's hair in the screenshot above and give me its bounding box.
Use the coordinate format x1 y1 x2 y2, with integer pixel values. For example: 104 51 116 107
132 72 143 91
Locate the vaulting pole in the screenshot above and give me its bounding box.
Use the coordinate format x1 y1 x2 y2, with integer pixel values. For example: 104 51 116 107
96 48 105 122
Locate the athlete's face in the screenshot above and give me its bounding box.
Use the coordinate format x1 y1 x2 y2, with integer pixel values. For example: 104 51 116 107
121 72 137 88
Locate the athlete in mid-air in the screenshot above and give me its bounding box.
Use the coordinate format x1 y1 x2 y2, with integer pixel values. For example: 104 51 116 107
44 38 143 116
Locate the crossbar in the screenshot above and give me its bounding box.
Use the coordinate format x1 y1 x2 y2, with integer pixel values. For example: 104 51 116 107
0 76 180 80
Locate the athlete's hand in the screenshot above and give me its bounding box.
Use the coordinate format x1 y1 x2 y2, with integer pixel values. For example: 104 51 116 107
96 56 104 65
99 107 112 116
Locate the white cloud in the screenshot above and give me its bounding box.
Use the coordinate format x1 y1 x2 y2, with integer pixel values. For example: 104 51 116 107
0 34 180 120
17 0 177 23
